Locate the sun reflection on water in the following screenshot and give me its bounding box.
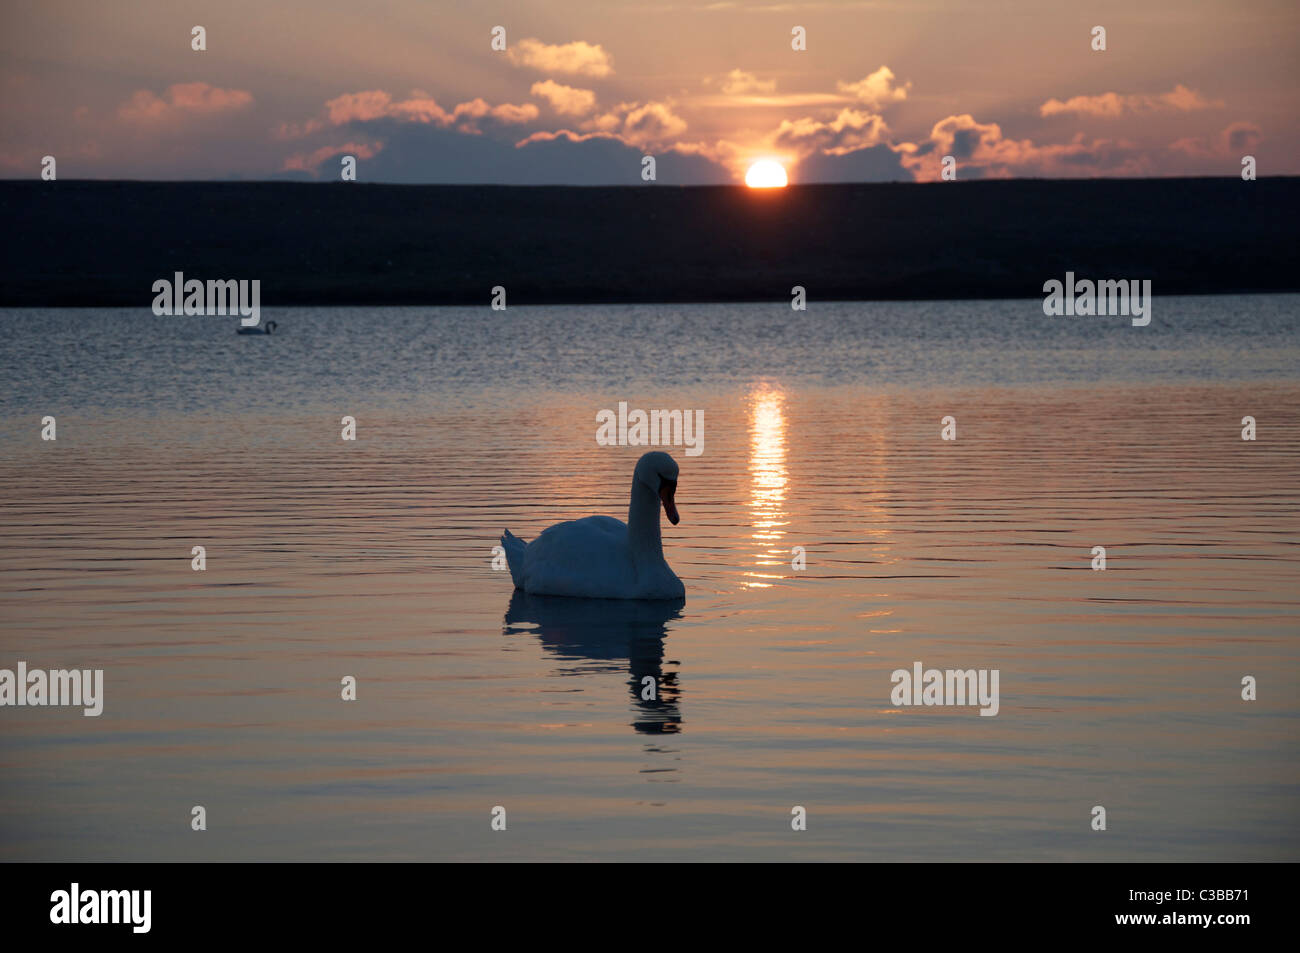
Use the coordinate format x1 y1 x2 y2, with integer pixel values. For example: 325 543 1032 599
744 384 789 588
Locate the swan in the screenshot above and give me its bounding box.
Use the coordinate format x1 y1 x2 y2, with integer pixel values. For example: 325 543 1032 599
501 451 685 600
236 320 277 335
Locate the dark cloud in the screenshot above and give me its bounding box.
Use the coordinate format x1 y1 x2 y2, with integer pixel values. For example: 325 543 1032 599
949 127 980 160
1225 122 1261 152
794 144 907 183
314 120 731 185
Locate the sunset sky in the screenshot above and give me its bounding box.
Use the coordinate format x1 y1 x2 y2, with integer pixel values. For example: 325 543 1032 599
2 0 1296 184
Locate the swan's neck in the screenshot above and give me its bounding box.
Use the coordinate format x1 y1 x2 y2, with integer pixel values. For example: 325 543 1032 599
627 478 663 562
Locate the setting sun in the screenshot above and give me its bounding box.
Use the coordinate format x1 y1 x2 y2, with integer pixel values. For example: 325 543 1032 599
745 160 788 188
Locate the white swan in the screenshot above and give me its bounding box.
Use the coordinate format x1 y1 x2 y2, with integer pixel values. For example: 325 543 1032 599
236 320 277 335
501 451 685 600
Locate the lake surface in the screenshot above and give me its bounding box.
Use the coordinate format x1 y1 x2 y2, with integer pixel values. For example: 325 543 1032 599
1 297 1298 861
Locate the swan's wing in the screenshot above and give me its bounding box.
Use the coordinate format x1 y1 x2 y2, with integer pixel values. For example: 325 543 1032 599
531 515 625 545
520 516 632 597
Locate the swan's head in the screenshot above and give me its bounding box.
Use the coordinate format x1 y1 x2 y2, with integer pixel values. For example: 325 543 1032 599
634 451 680 526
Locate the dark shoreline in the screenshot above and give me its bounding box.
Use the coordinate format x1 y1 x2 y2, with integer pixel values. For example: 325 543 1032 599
3 177 1296 307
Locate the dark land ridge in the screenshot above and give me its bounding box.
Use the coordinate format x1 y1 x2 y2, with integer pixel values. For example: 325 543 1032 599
1 177 1296 306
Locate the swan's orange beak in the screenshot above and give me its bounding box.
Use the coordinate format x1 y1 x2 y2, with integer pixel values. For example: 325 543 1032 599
659 480 680 525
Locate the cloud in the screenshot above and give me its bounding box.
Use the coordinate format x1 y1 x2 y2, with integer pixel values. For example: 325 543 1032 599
698 65 909 110
282 141 380 172
692 92 849 108
301 121 729 184
118 83 253 122
272 83 717 182
804 145 908 183
324 90 393 123
321 90 538 130
794 144 908 183
1170 121 1262 158
577 100 688 148
622 102 687 145
1039 84 1222 118
531 80 597 116
837 66 910 109
272 118 326 141
719 70 776 95
270 89 548 175
506 38 613 77
1223 121 1263 153
742 75 909 177
772 108 890 157
897 113 1148 180
491 102 542 124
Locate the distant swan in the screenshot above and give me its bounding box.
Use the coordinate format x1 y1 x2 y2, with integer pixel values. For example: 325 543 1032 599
501 451 685 600
236 320 277 335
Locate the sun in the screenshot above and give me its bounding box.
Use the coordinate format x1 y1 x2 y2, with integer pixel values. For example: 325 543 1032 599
745 160 788 189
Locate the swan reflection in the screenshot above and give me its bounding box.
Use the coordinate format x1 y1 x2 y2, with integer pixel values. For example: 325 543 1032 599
503 591 684 734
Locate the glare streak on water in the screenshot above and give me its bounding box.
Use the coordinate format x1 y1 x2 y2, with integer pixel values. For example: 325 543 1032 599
0 297 1297 861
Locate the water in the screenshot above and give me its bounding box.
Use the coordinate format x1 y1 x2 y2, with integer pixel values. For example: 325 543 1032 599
1 297 1297 861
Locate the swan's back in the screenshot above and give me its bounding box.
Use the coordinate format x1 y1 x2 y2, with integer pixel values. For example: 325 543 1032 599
513 516 639 598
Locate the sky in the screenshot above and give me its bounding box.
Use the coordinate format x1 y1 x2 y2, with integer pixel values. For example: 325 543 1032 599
2 0 1296 184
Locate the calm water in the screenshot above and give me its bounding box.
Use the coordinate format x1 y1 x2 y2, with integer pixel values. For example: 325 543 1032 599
1 297 1298 861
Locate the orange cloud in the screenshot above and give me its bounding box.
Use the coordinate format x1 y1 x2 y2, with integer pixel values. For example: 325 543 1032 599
272 118 326 141
696 64 909 111
531 80 597 116
491 102 543 124
622 102 687 144
118 83 253 122
574 100 687 148
322 90 538 129
506 38 613 77
718 70 776 95
282 141 380 172
326 90 394 124
837 66 910 109
1040 84 1222 118
1170 121 1262 158
897 113 1148 179
772 108 890 157
516 129 615 147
